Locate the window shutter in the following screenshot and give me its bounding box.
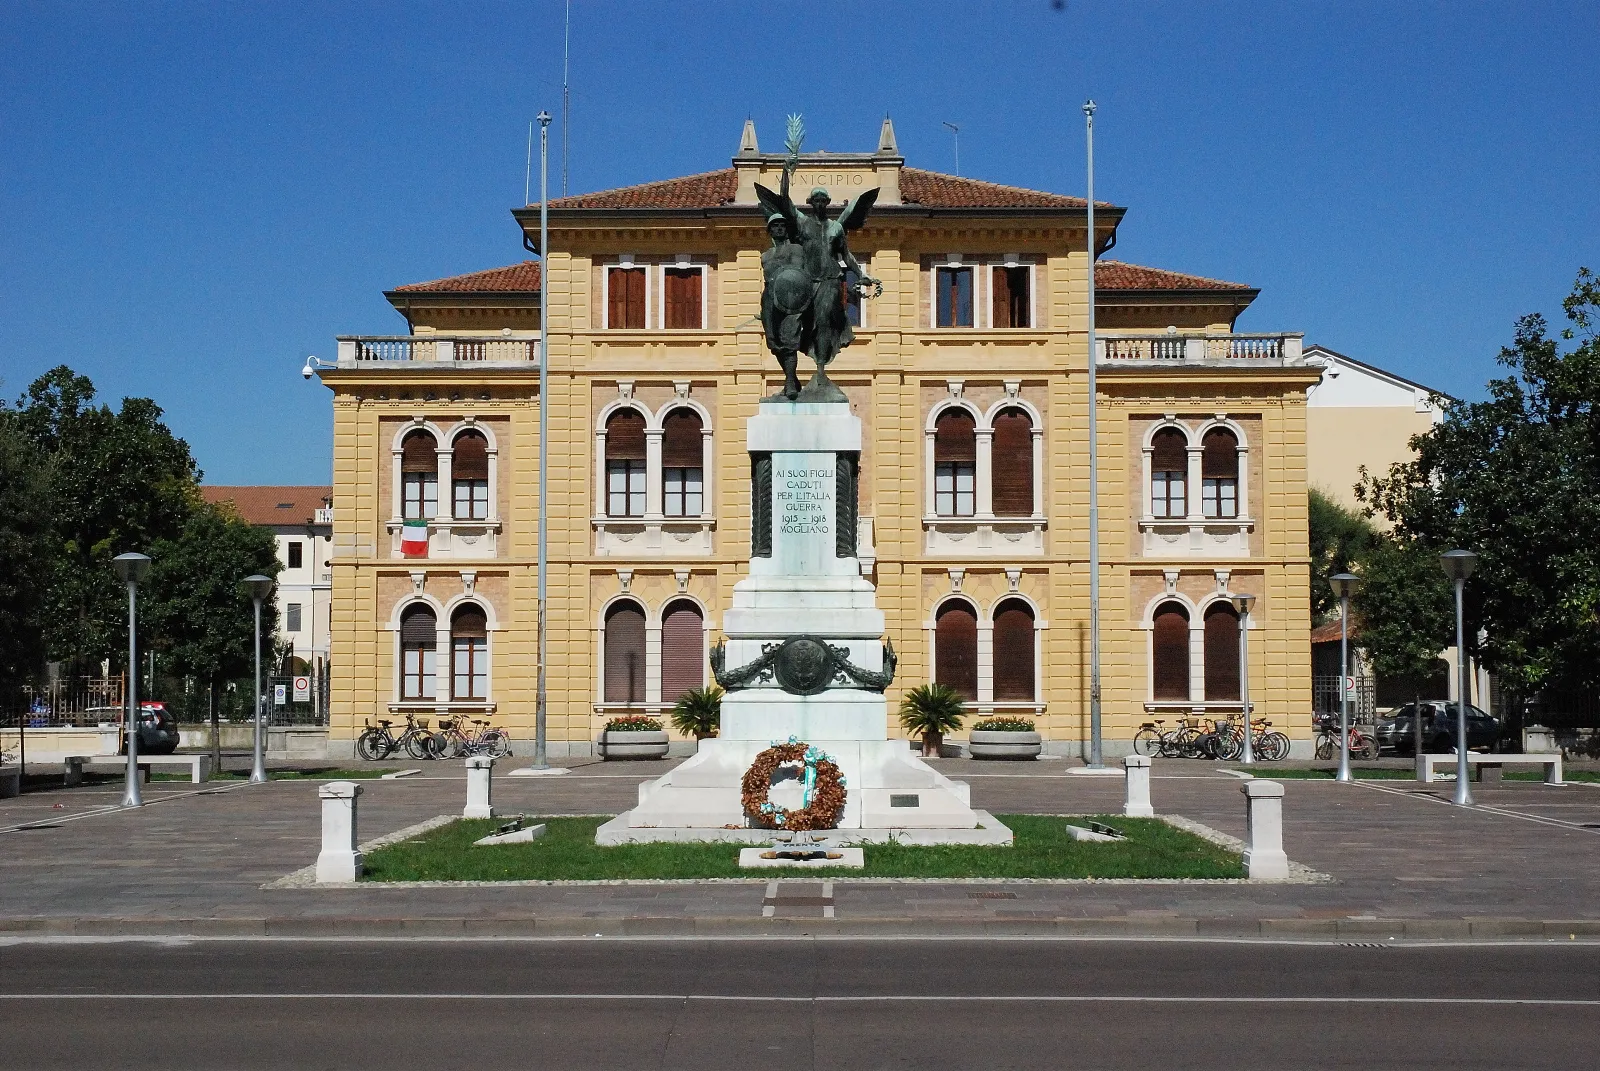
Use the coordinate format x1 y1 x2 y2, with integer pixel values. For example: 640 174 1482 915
1204 603 1241 701
1151 428 1187 472
402 432 436 473
1202 428 1239 479
1151 603 1190 701
935 601 979 701
604 602 647 703
659 601 704 703
991 266 1012 328
609 267 646 328
400 605 437 648
453 431 488 480
934 410 977 463
991 408 1034 516
664 267 702 329
661 409 703 468
992 600 1035 702
451 604 487 640
606 410 646 461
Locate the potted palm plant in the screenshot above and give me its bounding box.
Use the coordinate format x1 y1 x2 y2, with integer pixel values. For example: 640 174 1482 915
669 686 723 747
898 683 966 757
968 716 1043 760
599 714 669 760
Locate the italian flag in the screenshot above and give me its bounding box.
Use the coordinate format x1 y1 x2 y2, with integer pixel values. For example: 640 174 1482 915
400 519 429 558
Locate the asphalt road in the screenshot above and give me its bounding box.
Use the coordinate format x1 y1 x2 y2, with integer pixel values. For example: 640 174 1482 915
2 939 1596 1069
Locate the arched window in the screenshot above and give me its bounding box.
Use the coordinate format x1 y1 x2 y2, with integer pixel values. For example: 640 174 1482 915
1202 428 1240 519
452 431 489 520
1151 602 1190 701
401 431 438 520
934 409 976 517
935 600 978 701
1150 428 1187 519
1204 602 1241 701
399 604 437 700
660 599 704 703
450 603 488 700
661 409 704 518
605 410 647 518
603 600 647 703
992 599 1036 702
991 407 1034 517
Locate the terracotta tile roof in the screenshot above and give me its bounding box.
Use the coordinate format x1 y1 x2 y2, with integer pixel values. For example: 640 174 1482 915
391 261 542 293
1310 619 1362 645
1096 261 1254 292
899 167 1090 209
202 486 332 527
547 168 739 209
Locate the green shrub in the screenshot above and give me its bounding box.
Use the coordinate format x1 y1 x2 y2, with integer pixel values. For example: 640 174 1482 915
898 683 966 756
669 686 723 739
603 715 663 732
972 717 1036 732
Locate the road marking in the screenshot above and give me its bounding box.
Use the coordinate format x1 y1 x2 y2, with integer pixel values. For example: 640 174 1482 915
1352 779 1600 836
0 993 1595 1005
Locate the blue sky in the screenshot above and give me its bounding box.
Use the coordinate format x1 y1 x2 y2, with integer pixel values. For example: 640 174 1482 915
3 1 1595 484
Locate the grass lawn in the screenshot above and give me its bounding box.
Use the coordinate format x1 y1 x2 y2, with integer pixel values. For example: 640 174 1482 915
360 814 1245 882
151 767 391 782
1506 769 1600 783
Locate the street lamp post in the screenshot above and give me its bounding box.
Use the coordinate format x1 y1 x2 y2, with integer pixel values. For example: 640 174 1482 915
1329 573 1362 783
1230 593 1256 764
534 109 553 772
1439 550 1478 806
1084 98 1103 769
112 553 151 808
243 575 274 785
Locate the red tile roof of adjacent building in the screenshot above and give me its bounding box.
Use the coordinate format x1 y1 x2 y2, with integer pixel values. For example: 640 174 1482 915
391 261 542 293
547 168 740 209
202 486 332 527
1310 619 1362 645
1096 261 1254 292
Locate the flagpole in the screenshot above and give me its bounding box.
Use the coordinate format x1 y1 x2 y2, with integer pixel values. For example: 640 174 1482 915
1084 99 1104 769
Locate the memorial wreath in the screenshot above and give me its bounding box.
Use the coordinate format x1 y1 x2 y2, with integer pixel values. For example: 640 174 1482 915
740 739 847 832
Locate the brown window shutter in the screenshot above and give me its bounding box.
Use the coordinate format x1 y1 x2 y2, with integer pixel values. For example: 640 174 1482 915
604 601 647 703
401 431 436 473
1151 428 1187 472
609 267 646 328
935 601 979 701
661 408 703 468
992 599 1035 701
934 409 977 463
991 266 1012 328
991 407 1034 516
664 267 702 329
1151 603 1190 700
1204 603 1241 700
1202 428 1239 479
659 600 704 703
625 267 646 327
451 603 487 640
452 431 488 480
606 409 646 461
400 605 437 648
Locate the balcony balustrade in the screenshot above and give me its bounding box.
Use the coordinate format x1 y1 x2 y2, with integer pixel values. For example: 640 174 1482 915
1097 333 1303 365
335 335 538 366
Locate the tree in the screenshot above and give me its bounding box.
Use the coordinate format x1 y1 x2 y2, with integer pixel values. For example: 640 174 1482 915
13 367 201 669
0 416 54 693
897 683 966 757
1361 269 1600 697
1308 488 1381 624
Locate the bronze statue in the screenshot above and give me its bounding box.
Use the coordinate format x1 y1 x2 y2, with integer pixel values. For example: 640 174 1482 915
756 115 881 401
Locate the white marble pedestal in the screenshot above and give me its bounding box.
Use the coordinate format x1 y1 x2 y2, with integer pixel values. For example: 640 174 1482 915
597 399 1011 847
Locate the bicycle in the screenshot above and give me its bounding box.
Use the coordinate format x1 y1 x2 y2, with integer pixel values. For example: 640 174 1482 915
1133 720 1166 757
356 715 438 760
434 717 511 759
1313 714 1379 760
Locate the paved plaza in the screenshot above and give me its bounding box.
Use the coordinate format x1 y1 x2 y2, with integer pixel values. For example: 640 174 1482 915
3 757 1600 938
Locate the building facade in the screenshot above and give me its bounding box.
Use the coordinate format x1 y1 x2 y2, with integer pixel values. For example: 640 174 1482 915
315 119 1320 758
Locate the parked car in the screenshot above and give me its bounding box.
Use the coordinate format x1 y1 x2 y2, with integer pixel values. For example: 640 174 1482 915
121 702 180 755
1376 701 1500 754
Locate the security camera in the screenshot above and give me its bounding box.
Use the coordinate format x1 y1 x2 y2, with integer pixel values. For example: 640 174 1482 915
301 359 313 380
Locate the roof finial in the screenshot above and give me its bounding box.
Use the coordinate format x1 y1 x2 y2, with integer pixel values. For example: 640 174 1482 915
877 114 898 155
738 117 760 156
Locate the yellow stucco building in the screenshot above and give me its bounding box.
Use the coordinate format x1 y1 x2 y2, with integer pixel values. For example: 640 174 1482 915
314 118 1321 759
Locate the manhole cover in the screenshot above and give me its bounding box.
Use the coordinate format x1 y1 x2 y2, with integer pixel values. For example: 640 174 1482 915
967 891 1018 900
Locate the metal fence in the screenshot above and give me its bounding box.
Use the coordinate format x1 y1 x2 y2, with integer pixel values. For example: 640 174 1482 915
1312 674 1376 719
1 675 125 725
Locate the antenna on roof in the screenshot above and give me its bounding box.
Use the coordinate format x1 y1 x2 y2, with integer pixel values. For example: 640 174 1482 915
524 121 533 206
561 0 571 197
941 121 961 176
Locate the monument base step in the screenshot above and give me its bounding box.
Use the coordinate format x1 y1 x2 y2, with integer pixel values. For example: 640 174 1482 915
595 809 1014 846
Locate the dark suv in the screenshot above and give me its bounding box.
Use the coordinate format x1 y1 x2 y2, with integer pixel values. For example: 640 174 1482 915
1376 701 1500 755
122 702 180 755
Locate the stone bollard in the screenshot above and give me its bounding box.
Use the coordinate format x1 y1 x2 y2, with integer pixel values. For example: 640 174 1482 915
1122 755 1154 817
464 755 495 819
1241 780 1289 880
316 781 363 883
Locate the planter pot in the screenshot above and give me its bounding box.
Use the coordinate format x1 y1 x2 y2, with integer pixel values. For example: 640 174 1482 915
968 730 1043 760
600 730 670 760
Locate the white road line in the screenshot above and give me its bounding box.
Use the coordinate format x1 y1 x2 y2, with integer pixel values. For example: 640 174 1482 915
1351 779 1600 836
0 993 1594 1006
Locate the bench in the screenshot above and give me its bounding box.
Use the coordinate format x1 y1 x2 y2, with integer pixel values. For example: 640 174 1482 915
63 754 211 787
1416 752 1563 785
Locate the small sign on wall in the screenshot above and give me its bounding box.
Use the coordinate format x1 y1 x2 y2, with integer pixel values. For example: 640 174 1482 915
274 684 287 707
292 676 311 703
